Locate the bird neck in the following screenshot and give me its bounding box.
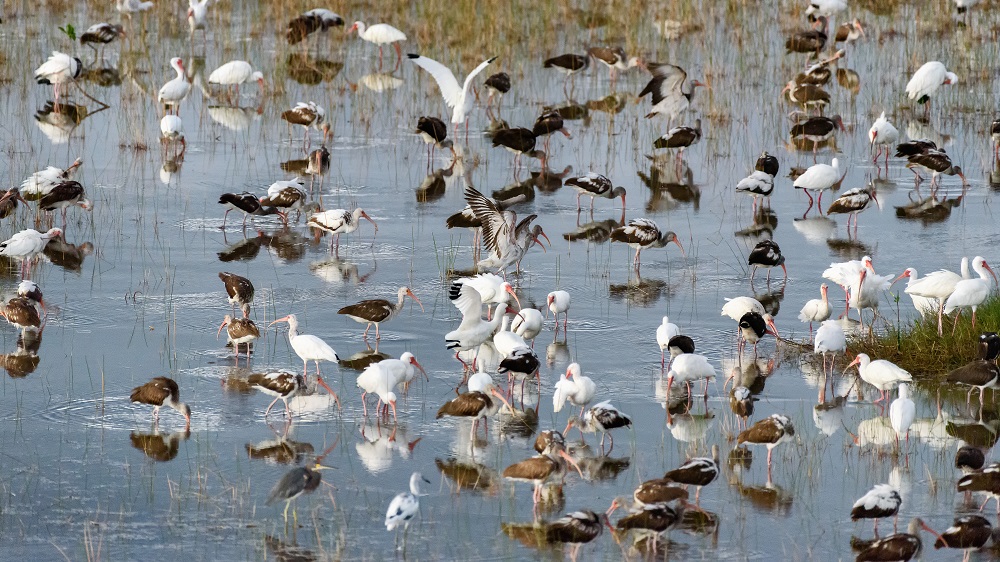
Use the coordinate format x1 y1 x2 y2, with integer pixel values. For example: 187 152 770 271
395 289 407 310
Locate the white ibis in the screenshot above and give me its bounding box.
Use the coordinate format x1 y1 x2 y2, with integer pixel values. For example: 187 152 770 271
868 112 899 165
385 472 430 546
656 316 680 369
799 284 832 332
248 371 334 419
747 239 786 282
208 61 266 98
793 158 842 212
849 267 893 325
436 383 511 441
666 352 716 404
266 462 332 524
357 354 425 420
905 257 970 335
407 53 495 132
444 279 508 370
933 516 993 561
889 384 916 447
502 441 582 506
20 157 82 200
338 286 423 341
957 463 1000 514
553 363 596 417
116 0 154 15
736 413 795 477
653 120 702 156
218 314 260 365
79 23 125 58
218 272 253 317
160 115 186 156
512 308 544 344
157 57 190 115
663 444 720 503
735 171 774 210
847 353 912 403
638 63 704 123
905 149 967 188
565 173 626 212
906 61 957 115
944 256 997 331
348 21 407 66
827 186 877 233
541 509 606 562
547 290 570 334
33 51 82 104
851 484 902 534
281 102 330 149
493 315 528 358
269 314 341 383
0 228 62 277
945 333 1000 405
609 218 685 271
854 518 935 562
306 208 378 253
130 377 192 428
415 116 455 160
814 320 846 376
564 401 632 453
738 311 778 355
187 0 208 37
789 114 845 154
456 273 521 319
285 9 344 45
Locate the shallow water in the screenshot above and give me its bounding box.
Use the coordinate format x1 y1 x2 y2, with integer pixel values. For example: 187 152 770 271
2 0 1000 560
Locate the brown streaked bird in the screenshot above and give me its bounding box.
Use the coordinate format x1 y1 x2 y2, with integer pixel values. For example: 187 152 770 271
736 413 795 478
306 208 379 253
957 462 1000 513
129 376 192 428
218 314 260 365
785 17 827 54
534 429 566 454
609 500 686 551
415 116 455 160
610 218 685 271
827 186 878 232
338 286 424 341
905 149 967 189
0 188 27 219
730 386 756 430
0 297 42 332
565 173 626 212
280 101 330 149
653 119 702 155
543 509 607 562
503 441 583 505
532 110 571 145
130 429 189 462
285 9 344 45
663 444 720 503
793 50 844 86
782 81 830 112
248 371 335 419
218 272 254 317
79 23 125 59
631 478 690 506
436 384 512 442
38 181 92 227
261 178 307 224
933 515 993 562
789 114 845 154
854 517 936 562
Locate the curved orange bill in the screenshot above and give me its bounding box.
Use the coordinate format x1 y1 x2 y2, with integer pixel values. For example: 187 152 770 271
216 320 229 340
315 376 341 409
412 358 429 381
505 286 522 310
672 238 686 258
268 315 291 327
406 289 425 312
559 449 584 478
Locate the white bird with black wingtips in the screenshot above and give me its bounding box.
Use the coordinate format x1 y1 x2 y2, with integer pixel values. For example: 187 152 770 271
407 53 495 131
33 51 82 104
385 472 431 548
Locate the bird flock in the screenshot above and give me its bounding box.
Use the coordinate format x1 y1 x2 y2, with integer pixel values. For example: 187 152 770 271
11 0 1000 559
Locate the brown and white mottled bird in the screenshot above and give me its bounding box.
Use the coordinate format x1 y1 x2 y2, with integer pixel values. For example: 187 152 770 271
217 314 260 364
0 297 42 333
38 181 92 227
218 192 282 229
416 116 455 161
957 445 986 475
629 478 690 506
543 509 606 562
736 414 795 477
261 178 307 224
957 462 1000 513
564 401 632 453
532 110 571 147
337 286 423 341
904 148 967 188
266 461 332 523
307 208 378 253
785 17 827 54
747 240 786 282
281 102 330 148
653 119 702 155
827 186 878 232
932 515 993 562
730 386 756 429
609 500 685 551
738 311 779 355
789 115 845 153
756 151 780 176
286 9 344 45
436 383 512 442
483 72 510 113
491 127 546 175
610 218 685 271
503 441 583 505
639 63 704 122
946 333 1000 405
16 280 45 313
248 371 335 419
79 23 125 58
782 80 830 112
850 484 902 534
854 517 936 562
218 272 254 317
129 377 192 428
543 53 589 94
663 444 720 503
587 46 641 85
565 173 626 212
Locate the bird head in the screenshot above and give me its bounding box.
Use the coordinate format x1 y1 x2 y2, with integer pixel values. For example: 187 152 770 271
216 315 232 339
501 283 522 310
359 209 379 232
890 269 912 286
404 287 425 312
407 354 428 381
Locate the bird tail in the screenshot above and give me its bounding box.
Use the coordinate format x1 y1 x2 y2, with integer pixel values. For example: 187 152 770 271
445 339 461 350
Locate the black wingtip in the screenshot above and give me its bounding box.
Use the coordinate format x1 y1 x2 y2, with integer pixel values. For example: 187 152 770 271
487 56 498 64
407 53 420 59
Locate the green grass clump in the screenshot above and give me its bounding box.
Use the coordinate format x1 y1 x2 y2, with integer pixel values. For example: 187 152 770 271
850 295 1000 377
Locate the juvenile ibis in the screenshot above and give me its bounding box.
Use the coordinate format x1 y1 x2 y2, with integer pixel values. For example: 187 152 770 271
218 314 260 365
638 63 704 122
269 314 341 383
436 383 511 441
945 332 1000 405
904 149 967 189
483 72 510 112
498 345 540 397
610 501 685 551
543 53 589 94
957 462 1000 513
385 472 431 545
868 112 899 165
20 157 82 200
491 127 546 176
854 517 935 562
834 19 865 43
16 280 45 313
889 384 916 447
906 61 957 115
285 9 344 45
933 516 993 561
653 120 702 156
281 102 329 148
416 116 455 160
348 21 407 66
157 58 190 114
827 186 877 233
307 208 378 253
338 286 423 341
755 151 780 176
218 272 253 317
208 60 266 98
565 401 632 452
782 80 830 112
799 284 832 332
957 445 986 474
532 110 572 148
587 46 641 85
542 510 606 562
747 239 786 282
79 23 125 58
627 478 689 507
793 158 843 211
894 138 938 158
546 290 571 334
0 297 42 333
735 171 774 210
266 461 332 524
248 371 335 419
730 386 756 429
944 256 997 331
846 353 912 403
609 218 685 271
785 18 827 54
408 53 495 131
36 181 92 227
503 441 582 506
850 484 902 534
656 316 680 369
553 362 596 417
736 414 795 477
130 377 192 428
738 311 778 355
663 444 720 503
218 192 281 229
789 114 845 154
33 51 82 104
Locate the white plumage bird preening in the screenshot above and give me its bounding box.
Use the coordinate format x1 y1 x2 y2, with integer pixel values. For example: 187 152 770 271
407 53 497 133
268 314 341 408
553 363 596 418
798 284 832 333
157 57 190 115
348 21 407 67
209 61 266 99
943 256 997 333
33 51 82 104
889 383 915 448
867 112 898 166
656 316 680 369
906 61 957 115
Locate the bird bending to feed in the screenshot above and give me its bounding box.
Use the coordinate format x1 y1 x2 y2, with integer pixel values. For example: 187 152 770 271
906 61 957 115
663 444 719 503
736 414 795 477
266 462 332 524
338 286 424 341
348 21 407 66
218 192 281 229
34 51 83 104
37 181 92 227
286 9 344 45
248 371 334 419
553 363 596 418
868 112 899 166
408 53 496 131
851 484 902 534
846 353 912 404
738 311 778 355
503 441 583 506
666 352 716 405
653 119 702 155
268 315 341 405
281 102 330 149
260 178 307 224
130 377 192 428
747 239 786 282
564 401 632 453
932 515 993 561
385 472 430 545
80 23 125 57
735 170 774 210
218 272 253 317
543 53 589 94
610 218 685 271
483 72 510 113
416 116 456 160
307 208 378 253
157 57 190 114
541 509 605 562
789 114 845 154
0 297 42 333
436 383 512 442
904 148 967 189
208 60 266 98
854 517 937 562
656 316 680 369
217 314 260 364
159 115 186 155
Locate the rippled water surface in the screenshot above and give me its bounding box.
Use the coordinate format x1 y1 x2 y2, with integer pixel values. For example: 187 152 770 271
3 0 1000 560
